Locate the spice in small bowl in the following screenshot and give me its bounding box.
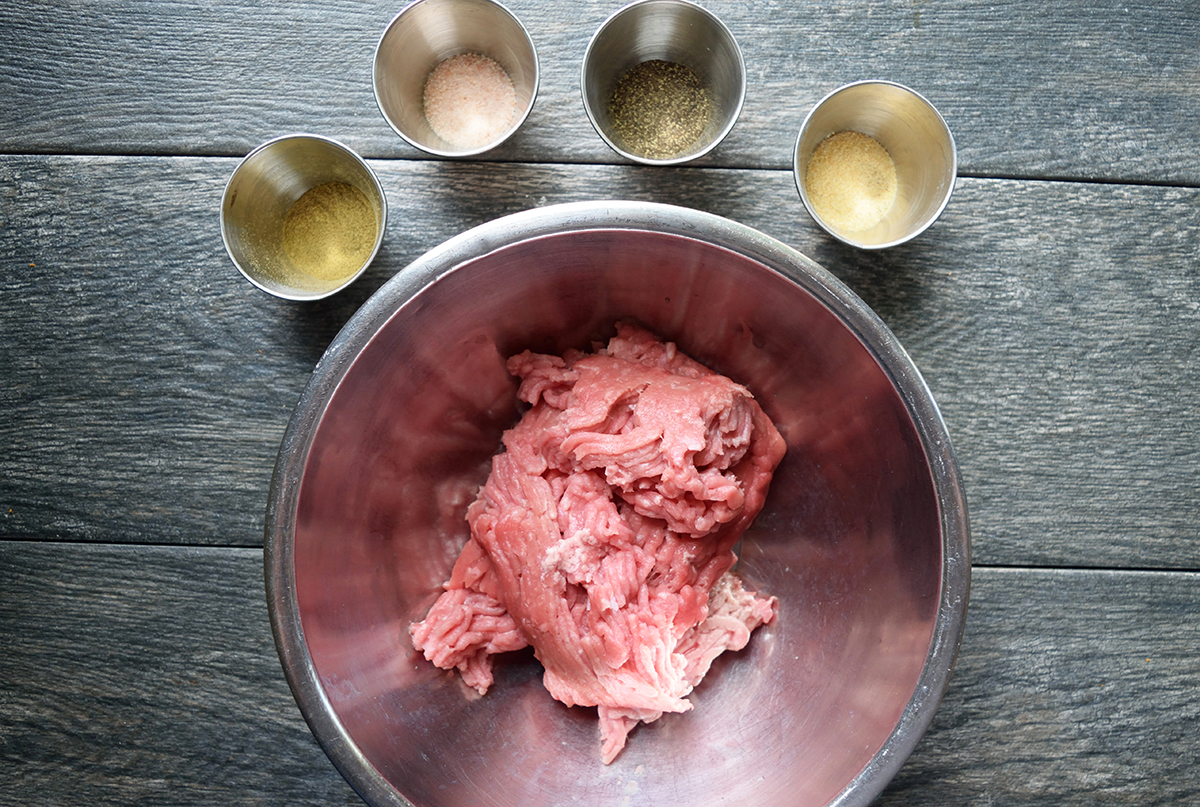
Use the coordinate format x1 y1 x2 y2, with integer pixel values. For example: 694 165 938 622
221 135 386 300
804 130 898 234
794 80 956 250
607 59 714 161
422 52 518 151
582 0 745 165
373 0 539 157
281 181 380 287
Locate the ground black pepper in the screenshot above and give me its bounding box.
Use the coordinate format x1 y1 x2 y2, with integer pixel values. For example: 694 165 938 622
607 60 713 160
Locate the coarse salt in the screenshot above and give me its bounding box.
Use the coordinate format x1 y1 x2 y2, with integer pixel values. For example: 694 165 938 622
422 52 518 150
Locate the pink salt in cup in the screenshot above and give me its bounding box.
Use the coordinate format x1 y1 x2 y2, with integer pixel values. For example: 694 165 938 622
373 0 539 157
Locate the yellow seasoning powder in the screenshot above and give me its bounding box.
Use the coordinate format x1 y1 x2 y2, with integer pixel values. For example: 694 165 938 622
281 181 377 285
805 131 898 233
423 53 518 150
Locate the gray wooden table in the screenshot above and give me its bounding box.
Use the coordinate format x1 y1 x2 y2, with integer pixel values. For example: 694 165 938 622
2 1 1198 804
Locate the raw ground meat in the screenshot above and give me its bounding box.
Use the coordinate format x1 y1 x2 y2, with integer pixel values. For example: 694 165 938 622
410 322 786 763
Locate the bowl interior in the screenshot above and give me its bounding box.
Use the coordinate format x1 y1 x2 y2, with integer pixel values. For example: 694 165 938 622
276 214 963 807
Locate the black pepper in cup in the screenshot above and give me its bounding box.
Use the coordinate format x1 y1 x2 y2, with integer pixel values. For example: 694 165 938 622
607 60 713 160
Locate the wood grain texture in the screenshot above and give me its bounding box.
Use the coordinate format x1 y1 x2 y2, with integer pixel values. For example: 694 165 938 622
879 566 1200 806
1 2 1195 803
0 542 362 806
3 155 1198 567
0 542 1196 806
0 0 1197 184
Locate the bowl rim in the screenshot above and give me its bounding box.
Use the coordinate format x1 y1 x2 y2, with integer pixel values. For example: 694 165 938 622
264 200 970 807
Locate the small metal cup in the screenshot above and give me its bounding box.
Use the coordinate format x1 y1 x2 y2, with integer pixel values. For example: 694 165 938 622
581 0 745 165
373 0 539 157
794 80 956 249
220 134 387 300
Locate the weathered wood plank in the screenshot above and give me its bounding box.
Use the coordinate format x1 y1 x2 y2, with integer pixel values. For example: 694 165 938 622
0 0 1196 184
2 155 1198 567
880 567 1200 806
0 542 362 806
0 543 1196 805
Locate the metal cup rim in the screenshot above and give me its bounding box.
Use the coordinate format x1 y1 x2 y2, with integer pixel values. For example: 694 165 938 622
372 0 540 158
580 0 746 166
220 133 388 300
793 80 957 250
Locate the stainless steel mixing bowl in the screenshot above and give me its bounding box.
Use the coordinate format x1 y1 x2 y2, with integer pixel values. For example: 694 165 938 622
265 201 970 807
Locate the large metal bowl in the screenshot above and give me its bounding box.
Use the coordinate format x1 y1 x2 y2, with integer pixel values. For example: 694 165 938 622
265 201 970 807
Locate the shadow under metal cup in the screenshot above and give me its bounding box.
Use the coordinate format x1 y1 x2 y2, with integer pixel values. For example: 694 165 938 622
794 80 956 249
581 0 745 165
220 134 387 300
373 0 539 157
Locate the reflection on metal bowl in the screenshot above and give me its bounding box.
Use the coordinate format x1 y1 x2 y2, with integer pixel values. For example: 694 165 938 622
265 201 970 807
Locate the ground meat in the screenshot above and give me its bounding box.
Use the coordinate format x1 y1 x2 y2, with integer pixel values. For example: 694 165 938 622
410 322 786 763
